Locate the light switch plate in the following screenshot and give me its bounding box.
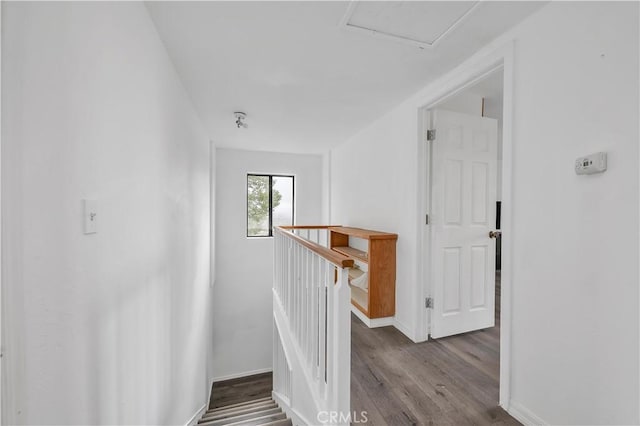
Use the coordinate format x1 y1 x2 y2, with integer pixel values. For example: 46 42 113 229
575 152 607 175
83 199 97 234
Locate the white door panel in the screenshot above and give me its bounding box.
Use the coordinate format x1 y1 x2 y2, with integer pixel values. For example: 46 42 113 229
431 109 497 339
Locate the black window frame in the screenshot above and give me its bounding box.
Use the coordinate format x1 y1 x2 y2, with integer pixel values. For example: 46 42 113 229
246 173 295 238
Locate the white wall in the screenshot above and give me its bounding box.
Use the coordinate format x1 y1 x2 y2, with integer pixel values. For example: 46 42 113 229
213 148 322 380
482 95 503 201
331 107 421 338
330 2 638 424
321 152 331 225
2 3 212 425
438 91 483 116
207 145 217 392
506 3 637 424
0 4 4 423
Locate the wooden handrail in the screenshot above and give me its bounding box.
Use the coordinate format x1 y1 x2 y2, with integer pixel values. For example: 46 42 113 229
276 226 354 268
278 225 341 230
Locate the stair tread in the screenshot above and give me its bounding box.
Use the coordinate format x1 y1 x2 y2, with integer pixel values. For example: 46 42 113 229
203 401 276 416
257 419 292 426
224 412 286 426
202 402 276 420
208 396 272 412
200 407 282 425
207 398 273 415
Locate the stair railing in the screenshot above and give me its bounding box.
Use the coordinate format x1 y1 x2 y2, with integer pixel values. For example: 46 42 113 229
273 226 352 425
283 225 330 247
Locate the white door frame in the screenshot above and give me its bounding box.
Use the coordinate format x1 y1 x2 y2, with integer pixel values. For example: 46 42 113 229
415 42 515 409
0 3 4 423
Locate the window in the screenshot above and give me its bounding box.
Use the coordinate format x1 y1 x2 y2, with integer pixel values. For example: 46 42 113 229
247 174 294 237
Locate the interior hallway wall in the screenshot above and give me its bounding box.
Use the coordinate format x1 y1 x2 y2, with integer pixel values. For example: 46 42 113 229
2 3 212 424
331 107 420 339
213 148 322 380
438 91 483 116
482 92 503 201
330 2 639 424
207 144 217 400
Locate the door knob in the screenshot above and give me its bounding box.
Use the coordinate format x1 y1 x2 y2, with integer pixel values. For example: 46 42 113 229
489 230 502 239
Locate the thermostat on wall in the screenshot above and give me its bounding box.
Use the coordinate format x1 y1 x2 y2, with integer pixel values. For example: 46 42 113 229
575 152 607 175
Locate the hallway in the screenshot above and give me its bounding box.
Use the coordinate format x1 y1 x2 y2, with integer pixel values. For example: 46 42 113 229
351 275 517 425
2 2 637 424
351 321 515 425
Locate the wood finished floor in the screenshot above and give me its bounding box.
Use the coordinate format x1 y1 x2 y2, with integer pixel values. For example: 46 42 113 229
209 372 273 409
351 272 518 426
211 274 515 425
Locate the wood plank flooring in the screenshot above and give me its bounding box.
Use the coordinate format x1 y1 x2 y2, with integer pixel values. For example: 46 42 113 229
351 272 518 425
211 274 515 424
209 372 273 409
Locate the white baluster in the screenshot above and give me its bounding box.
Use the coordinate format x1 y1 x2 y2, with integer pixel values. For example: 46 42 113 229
310 253 317 372
273 227 351 421
307 250 313 364
288 240 294 318
301 251 311 367
301 248 308 358
314 254 321 378
318 261 328 397
331 267 351 418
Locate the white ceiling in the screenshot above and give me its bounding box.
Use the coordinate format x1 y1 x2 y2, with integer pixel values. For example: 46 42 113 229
146 1 545 154
344 1 481 47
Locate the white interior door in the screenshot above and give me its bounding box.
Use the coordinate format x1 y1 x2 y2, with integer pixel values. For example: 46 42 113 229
430 109 498 339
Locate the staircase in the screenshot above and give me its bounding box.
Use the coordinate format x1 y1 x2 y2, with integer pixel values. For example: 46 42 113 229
197 397 292 426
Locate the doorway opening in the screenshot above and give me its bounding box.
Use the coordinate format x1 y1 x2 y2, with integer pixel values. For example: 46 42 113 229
417 52 513 413
413 67 508 422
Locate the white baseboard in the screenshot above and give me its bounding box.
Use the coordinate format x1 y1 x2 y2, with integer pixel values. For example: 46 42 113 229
351 306 426 343
184 403 207 426
212 367 273 383
184 371 216 426
351 305 394 328
508 400 546 426
393 318 424 343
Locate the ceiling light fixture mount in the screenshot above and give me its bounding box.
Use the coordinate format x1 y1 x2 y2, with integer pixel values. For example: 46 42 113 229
234 111 248 129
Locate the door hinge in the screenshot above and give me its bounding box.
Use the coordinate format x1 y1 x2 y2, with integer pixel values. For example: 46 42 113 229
425 297 433 309
426 129 436 141
425 214 429 225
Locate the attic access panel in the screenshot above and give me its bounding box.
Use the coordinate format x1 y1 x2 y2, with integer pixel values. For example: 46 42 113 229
340 1 480 49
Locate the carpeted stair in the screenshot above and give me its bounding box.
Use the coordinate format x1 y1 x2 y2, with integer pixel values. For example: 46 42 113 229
197 396 292 426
